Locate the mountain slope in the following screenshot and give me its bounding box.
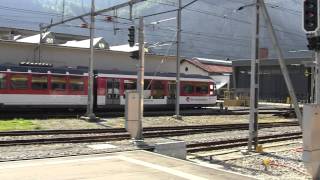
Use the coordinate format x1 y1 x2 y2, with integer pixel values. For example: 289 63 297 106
0 0 309 59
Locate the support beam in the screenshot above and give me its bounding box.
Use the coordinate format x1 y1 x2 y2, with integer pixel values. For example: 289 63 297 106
42 0 146 30
259 0 302 125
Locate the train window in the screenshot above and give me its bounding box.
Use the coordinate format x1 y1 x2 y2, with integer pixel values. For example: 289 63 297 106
144 80 151 90
152 80 164 99
195 83 208 94
183 84 194 94
70 76 84 91
0 73 6 89
32 75 48 90
51 76 66 91
144 80 151 99
10 74 28 90
124 79 136 90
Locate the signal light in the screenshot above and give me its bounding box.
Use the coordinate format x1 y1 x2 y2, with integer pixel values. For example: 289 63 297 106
128 26 135 47
303 0 319 32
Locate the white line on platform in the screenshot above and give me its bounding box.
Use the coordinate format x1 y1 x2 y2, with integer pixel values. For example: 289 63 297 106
117 155 209 180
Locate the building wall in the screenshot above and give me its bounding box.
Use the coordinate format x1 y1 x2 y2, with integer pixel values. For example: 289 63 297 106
234 65 311 102
0 41 177 73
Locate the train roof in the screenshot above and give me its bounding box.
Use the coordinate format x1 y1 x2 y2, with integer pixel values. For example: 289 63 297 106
96 69 212 80
0 64 212 80
0 64 85 75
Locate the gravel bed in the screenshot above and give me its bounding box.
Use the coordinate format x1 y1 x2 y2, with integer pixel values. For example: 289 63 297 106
204 142 312 180
0 126 301 161
0 140 136 162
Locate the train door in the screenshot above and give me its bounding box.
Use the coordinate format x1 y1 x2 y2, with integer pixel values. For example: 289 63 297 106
106 78 120 105
168 81 176 104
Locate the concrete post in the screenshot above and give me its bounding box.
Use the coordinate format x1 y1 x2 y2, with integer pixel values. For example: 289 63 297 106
136 17 144 140
248 0 260 152
86 0 97 121
302 104 320 179
174 0 182 120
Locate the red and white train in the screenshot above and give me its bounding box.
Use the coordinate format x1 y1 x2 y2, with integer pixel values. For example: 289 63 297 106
0 64 217 110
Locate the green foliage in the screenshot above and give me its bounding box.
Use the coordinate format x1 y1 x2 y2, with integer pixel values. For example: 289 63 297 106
0 119 40 131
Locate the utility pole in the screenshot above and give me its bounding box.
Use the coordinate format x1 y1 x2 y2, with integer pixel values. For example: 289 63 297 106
136 16 145 140
248 0 260 152
175 0 182 120
86 0 97 121
259 0 302 124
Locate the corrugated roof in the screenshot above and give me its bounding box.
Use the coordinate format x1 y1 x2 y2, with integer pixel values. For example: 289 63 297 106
183 59 232 73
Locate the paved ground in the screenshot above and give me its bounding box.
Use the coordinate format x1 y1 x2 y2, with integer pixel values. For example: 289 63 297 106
0 150 255 180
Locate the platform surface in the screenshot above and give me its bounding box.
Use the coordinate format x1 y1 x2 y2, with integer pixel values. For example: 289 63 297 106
0 150 254 180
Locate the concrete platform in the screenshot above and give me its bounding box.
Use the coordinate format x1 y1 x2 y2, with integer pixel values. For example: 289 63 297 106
0 150 255 180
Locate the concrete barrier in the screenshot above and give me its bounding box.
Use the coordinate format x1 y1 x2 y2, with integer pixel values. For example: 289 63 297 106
154 141 186 160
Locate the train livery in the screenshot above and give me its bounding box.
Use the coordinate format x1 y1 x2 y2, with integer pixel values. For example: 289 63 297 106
0 64 217 110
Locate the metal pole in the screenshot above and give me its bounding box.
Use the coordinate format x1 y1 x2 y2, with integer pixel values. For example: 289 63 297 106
62 0 65 21
248 0 260 152
86 0 96 120
311 65 315 103
136 17 145 140
315 35 320 103
259 0 302 125
175 0 182 120
38 24 43 63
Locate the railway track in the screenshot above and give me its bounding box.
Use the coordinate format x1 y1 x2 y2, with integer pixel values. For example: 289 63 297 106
0 122 297 136
0 108 293 119
0 122 298 146
187 132 302 153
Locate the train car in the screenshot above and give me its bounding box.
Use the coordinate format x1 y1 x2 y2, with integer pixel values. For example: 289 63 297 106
0 64 217 110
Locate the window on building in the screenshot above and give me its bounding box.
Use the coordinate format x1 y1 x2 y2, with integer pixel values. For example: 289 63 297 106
183 84 193 94
10 74 28 90
70 76 84 91
0 73 6 89
32 75 48 90
152 80 164 99
195 83 208 94
51 76 66 91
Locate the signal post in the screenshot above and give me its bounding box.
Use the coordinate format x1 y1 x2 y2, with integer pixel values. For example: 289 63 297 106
303 0 320 179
